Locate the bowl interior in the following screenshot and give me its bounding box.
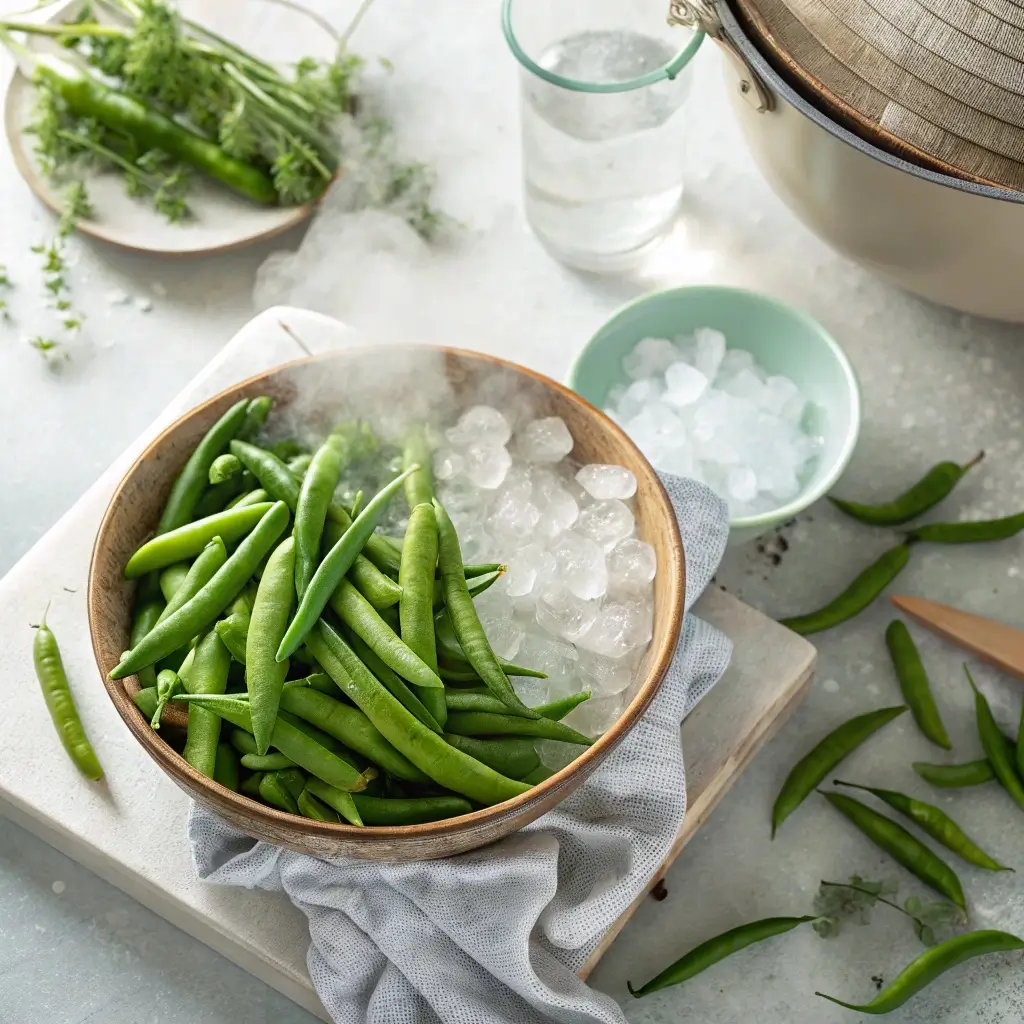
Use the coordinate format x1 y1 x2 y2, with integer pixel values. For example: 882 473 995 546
88 346 685 859
569 285 861 526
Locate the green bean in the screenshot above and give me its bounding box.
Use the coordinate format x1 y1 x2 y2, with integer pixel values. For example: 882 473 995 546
241 751 297 771
402 428 434 509
322 519 403 610
771 705 907 837
129 598 164 689
816 930 1024 1014
215 612 249 664
268 440 309 462
159 563 191 603
779 544 912 635
133 685 159 720
432 570 504 610
284 671 339 696
229 728 259 756
444 711 594 746
433 608 547 681
966 665 1024 812
347 633 443 733
293 435 342 601
111 502 289 679
628 917 816 997
278 710 360 766
239 771 265 799
350 794 473 826
173 693 373 793
156 537 228 625
885 620 951 749
908 510 1024 544
822 791 966 909
520 764 555 785
330 578 443 690
125 502 274 579
913 759 995 788
209 453 242 485
829 453 984 527
213 741 240 791
237 397 272 441
151 668 182 730
193 476 248 518
279 685 429 783
276 768 308 802
180 630 231 777
277 466 416 662
400 502 446 729
157 398 251 534
307 623 530 805
298 787 341 823
438 661 547 682
833 781 1010 871
227 488 269 510
298 778 361 825
259 771 300 814
247 537 295 754
442 734 540 779
444 690 591 721
434 500 537 718
287 454 313 478
33 607 103 781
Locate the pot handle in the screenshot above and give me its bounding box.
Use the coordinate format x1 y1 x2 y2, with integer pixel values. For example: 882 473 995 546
668 0 774 112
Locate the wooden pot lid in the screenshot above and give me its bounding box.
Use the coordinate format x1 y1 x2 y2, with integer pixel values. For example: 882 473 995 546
722 0 1024 190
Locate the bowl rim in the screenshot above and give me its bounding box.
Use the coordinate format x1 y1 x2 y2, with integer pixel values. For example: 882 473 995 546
88 344 686 843
566 283 862 529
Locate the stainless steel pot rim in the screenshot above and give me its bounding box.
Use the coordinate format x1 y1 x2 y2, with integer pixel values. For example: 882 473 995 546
718 0 1024 206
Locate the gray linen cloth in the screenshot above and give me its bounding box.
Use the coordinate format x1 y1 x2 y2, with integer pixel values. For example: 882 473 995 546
188 476 733 1024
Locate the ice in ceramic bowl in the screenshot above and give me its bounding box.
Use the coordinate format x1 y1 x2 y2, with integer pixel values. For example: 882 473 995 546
88 346 684 861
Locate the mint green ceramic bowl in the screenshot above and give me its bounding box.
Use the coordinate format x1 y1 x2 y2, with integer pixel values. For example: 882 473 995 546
568 285 862 544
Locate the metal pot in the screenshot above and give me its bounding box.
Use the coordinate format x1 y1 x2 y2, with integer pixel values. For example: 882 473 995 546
670 1 1024 323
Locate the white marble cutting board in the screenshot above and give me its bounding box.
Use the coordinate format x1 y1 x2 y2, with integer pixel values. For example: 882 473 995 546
0 307 815 1021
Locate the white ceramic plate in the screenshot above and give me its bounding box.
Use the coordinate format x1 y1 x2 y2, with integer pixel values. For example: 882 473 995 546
3 0 340 256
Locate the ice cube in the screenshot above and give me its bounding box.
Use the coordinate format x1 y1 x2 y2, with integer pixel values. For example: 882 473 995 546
622 337 679 380
576 648 641 697
516 632 579 687
576 601 653 658
516 417 574 463
575 499 635 550
727 466 758 502
463 442 511 489
511 674 548 706
762 375 801 416
551 531 608 600
476 590 523 660
564 691 629 735
693 327 726 381
535 581 600 642
715 347 756 382
720 368 767 406
575 464 638 500
486 489 541 548
663 361 709 408
532 468 579 539
616 378 663 420
433 448 464 481
447 405 512 448
607 538 657 595
504 543 552 598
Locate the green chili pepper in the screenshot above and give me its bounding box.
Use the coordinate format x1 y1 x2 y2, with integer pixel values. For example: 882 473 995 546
780 544 912 635
34 606 103 781
628 916 816 997
298 786 341 823
213 741 240 792
966 665 1024 812
771 705 907 836
111 501 290 679
402 428 434 510
292 435 342 601
833 780 1011 871
307 622 530 806
180 630 231 777
442 733 540 779
279 685 429 783
913 760 995 788
444 689 591 720
173 692 373 793
151 668 182 730
822 791 966 909
816 930 1024 1014
885 620 951 749
124 502 273 579
829 453 984 527
908 510 1024 544
444 710 594 746
129 598 164 690
247 537 295 754
156 399 251 535
208 453 242 485
277 466 416 663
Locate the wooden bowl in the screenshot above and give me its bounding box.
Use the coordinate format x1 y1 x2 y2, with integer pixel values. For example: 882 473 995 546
87 347 685 861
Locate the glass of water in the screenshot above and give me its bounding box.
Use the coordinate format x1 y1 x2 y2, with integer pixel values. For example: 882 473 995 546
503 0 703 272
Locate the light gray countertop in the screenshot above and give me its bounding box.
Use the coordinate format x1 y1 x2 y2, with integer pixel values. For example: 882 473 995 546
3 1 1024 1021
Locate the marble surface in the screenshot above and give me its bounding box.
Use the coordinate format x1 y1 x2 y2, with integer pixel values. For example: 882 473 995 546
2 0 1024 1022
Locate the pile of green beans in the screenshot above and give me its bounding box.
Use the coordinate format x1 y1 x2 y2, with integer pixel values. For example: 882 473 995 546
117 400 602 827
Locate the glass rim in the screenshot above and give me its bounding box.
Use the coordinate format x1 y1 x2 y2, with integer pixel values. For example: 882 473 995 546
501 0 704 94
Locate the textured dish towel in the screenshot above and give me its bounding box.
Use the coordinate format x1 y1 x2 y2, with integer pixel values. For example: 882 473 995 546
188 476 733 1024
